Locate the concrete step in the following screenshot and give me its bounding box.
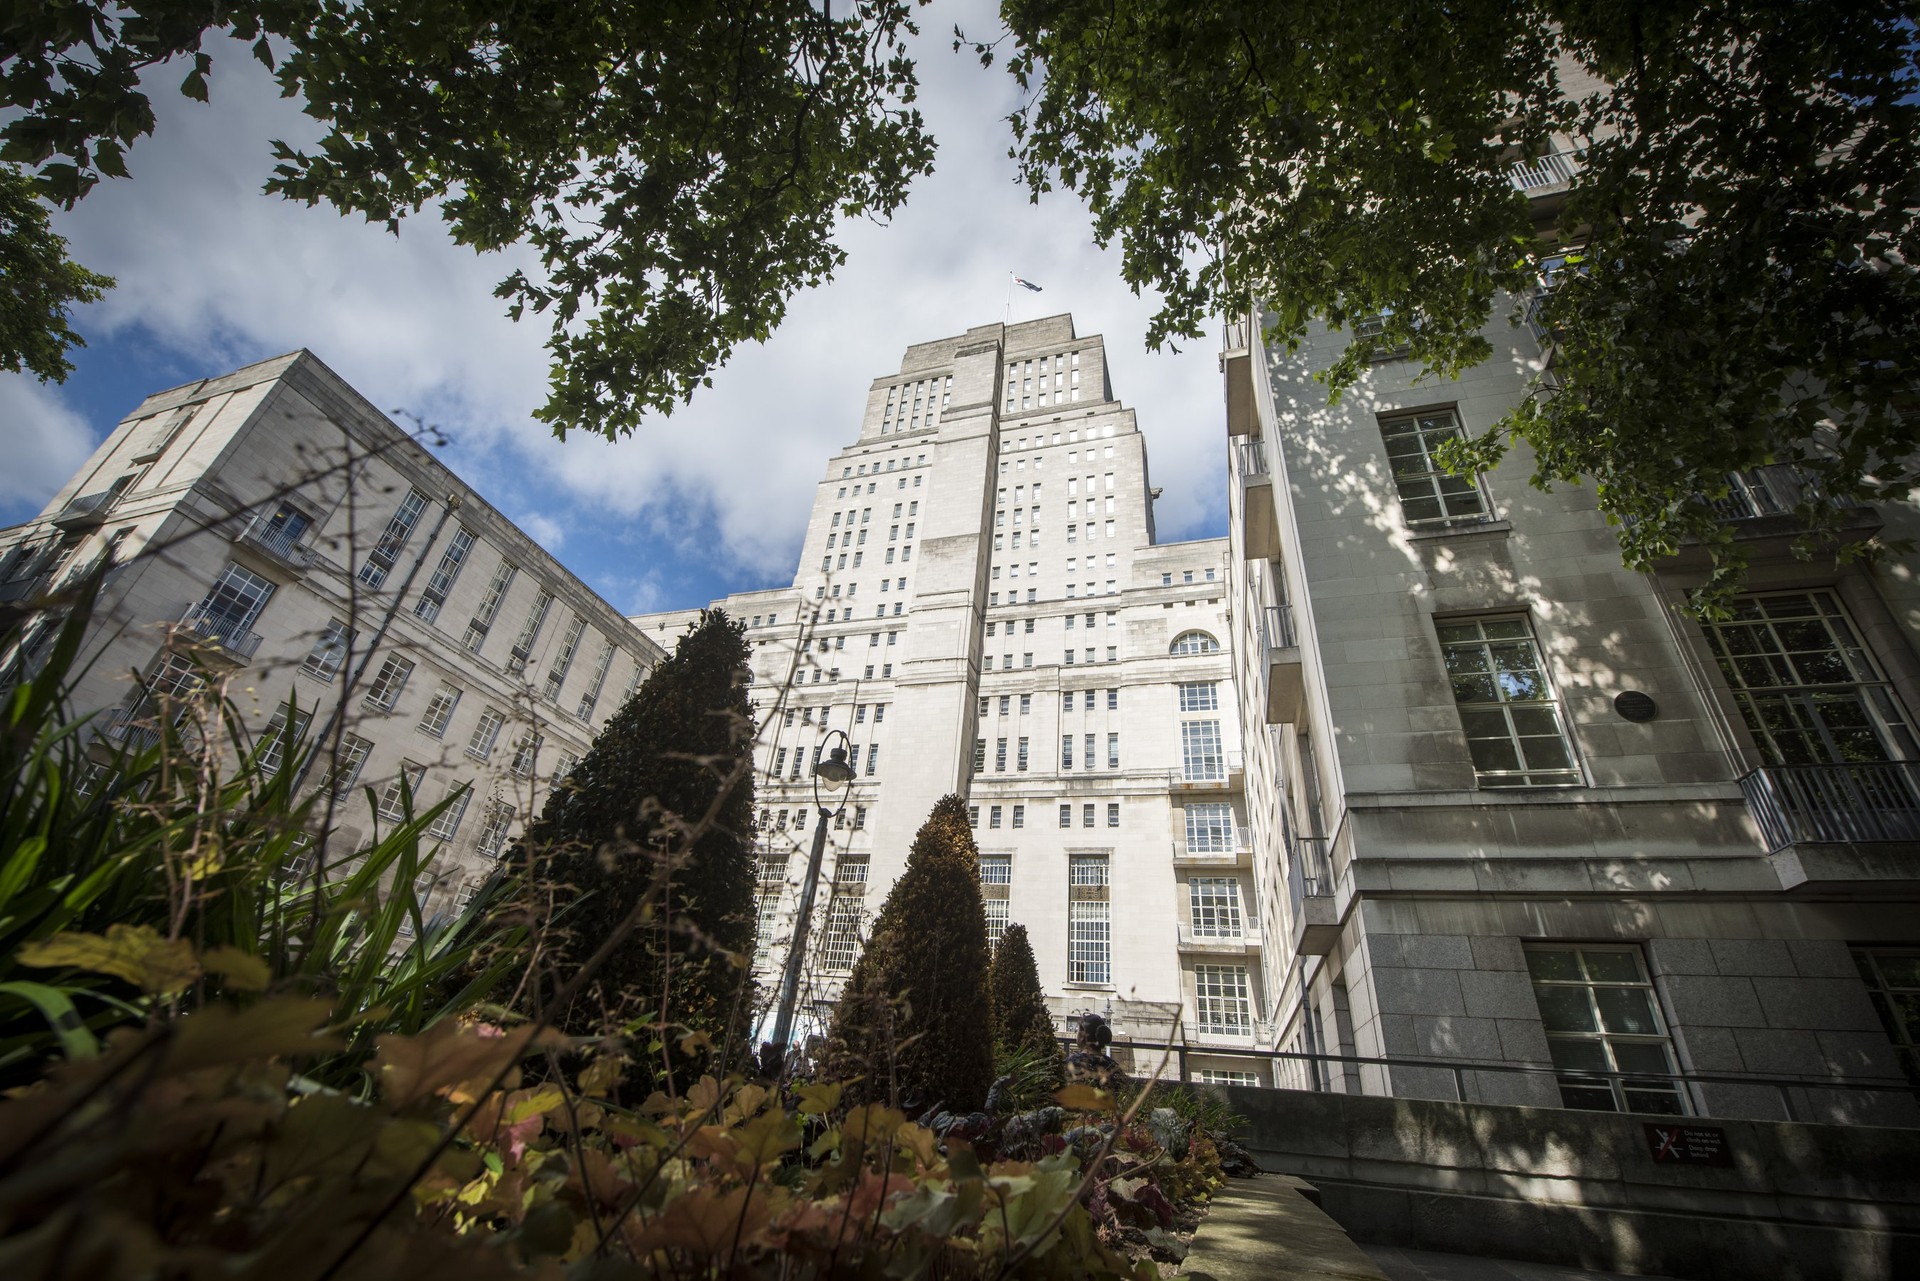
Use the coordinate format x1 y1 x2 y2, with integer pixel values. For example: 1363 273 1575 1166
1182 1174 1388 1281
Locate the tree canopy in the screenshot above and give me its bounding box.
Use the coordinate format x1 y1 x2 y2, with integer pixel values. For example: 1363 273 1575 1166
986 1 1919 603
986 922 1062 1074
1 1 933 434
0 165 111 382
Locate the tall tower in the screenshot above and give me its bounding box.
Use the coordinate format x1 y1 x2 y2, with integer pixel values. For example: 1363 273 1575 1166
635 316 1257 1079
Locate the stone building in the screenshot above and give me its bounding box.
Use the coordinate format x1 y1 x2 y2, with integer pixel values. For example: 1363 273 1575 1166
634 315 1261 1082
0 351 666 912
1218 217 1920 1119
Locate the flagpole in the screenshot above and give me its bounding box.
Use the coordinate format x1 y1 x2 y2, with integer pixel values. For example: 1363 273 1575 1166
1005 271 1013 324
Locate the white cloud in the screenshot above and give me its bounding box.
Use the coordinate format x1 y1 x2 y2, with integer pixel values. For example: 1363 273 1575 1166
42 7 1227 593
0 375 99 508
514 511 566 553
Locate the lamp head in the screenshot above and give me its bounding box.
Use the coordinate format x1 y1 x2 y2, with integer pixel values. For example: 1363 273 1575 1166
815 746 856 785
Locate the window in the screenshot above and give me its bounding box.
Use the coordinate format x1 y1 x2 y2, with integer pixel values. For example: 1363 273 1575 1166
1068 855 1111 983
1017 737 1029 771
1189 877 1243 937
990 805 1003 828
1181 720 1225 781
361 654 415 712
358 489 429 588
376 761 426 821
467 706 506 760
1107 802 1120 827
1195 1069 1258 1087
256 706 311 779
508 590 555 671
1186 802 1234 852
1059 803 1072 828
427 783 472 840
544 614 586 698
475 800 517 859
1083 803 1096 828
995 737 1008 771
1060 735 1074 769
1380 410 1488 525
195 562 275 636
865 744 879 776
510 732 544 777
328 733 373 796
984 899 1010 951
1526 945 1685 1115
417 682 462 737
464 560 517 652
1107 733 1119 769
415 525 475 622
969 805 981 828
974 738 986 772
300 619 353 682
1855 948 1920 1089
576 641 617 720
1194 965 1252 1035
820 857 869 971
755 851 787 942
1177 682 1219 712
1107 688 1119 711
1170 631 1220 656
1012 804 1026 828
1698 591 1916 766
1439 616 1581 786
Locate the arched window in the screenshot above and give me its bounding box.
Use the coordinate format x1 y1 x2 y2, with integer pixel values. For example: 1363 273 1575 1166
1170 630 1220 656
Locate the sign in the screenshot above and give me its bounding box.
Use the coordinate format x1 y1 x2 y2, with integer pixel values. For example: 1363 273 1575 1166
1644 1123 1732 1167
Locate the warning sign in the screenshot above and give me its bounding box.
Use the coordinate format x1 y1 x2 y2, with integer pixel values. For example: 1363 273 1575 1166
1644 1123 1732 1167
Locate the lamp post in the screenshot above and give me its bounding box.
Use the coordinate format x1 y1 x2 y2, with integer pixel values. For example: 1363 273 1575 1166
768 728 856 1070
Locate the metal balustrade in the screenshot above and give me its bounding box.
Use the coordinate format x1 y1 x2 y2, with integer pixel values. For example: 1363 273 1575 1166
1740 760 1920 851
1508 148 1583 192
178 602 263 661
1288 835 1333 916
1235 439 1270 480
1710 464 1816 520
1262 602 1297 651
238 513 316 568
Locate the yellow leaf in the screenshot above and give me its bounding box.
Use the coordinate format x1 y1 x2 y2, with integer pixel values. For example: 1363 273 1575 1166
18 924 201 995
578 1052 626 1097
793 1080 844 1117
201 945 271 991
686 1074 721 1113
504 1085 565 1125
1054 1083 1116 1113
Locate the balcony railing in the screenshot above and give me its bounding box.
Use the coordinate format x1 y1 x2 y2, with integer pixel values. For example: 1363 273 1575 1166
1288 836 1332 914
1508 148 1583 192
1174 750 1244 788
1711 465 1816 521
99 706 163 755
178 602 263 661
50 490 122 531
1175 828 1255 863
237 513 316 569
1262 602 1297 651
1739 761 1920 852
1235 439 1270 481
1177 922 1263 951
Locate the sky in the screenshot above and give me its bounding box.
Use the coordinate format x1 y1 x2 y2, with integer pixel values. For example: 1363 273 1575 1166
0 3 1228 615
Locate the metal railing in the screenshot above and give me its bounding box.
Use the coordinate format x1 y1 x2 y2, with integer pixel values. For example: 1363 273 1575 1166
1740 760 1920 851
1222 315 1252 354
1508 148 1583 192
1262 602 1297 652
238 513 316 568
178 602 263 660
1288 835 1332 914
1173 750 1244 788
1174 828 1254 861
1711 464 1817 520
1235 439 1269 480
99 705 163 754
1176 922 1263 949
50 489 122 530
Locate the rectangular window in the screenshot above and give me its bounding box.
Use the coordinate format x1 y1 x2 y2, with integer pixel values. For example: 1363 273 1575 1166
464 560 517 652
1017 736 1030 771
1194 965 1252 1034
1181 720 1225 781
974 738 986 772
1107 802 1120 827
1107 733 1119 769
328 733 373 796
1185 802 1234 852
300 618 353 682
1380 410 1488 525
755 851 787 942
376 760 426 821
467 706 506 760
417 682 462 737
508 590 555 672
1083 802 1096 828
1108 689 1118 710
1060 735 1074 769
1068 855 1111 984
1698 591 1916 767
1855 948 1920 1089
984 899 1010 950
1526 945 1685 1115
543 614 586 699
475 800 517 859
1438 616 1581 787
510 732 544 777
361 654 415 712
1012 803 1026 828
1189 877 1243 937
820 857 869 971
865 744 879 776
415 525 476 622
995 738 1008 772
1059 803 1072 828
576 641 617 720
426 783 472 840
1177 681 1219 712
358 489 429 588
257 706 312 779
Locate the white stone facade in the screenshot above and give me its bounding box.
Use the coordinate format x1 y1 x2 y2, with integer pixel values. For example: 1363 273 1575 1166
0 352 666 912
1221 283 1920 1122
635 316 1259 1077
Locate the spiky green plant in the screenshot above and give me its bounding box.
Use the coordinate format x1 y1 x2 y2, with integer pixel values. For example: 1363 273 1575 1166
987 922 1062 1082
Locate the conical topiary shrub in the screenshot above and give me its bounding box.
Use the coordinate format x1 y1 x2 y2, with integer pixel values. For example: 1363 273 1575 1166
824 794 993 1112
512 608 758 1087
987 922 1062 1076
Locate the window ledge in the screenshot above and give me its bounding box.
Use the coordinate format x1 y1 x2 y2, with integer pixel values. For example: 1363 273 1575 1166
1062 982 1115 992
1407 518 1512 542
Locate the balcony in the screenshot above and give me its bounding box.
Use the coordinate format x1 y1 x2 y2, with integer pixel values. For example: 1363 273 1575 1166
176 602 262 663
1289 835 1339 955
98 705 163 755
1508 148 1583 193
1172 751 1244 792
235 511 316 572
1262 603 1305 725
1220 316 1258 437
1177 922 1264 955
50 490 123 532
1236 440 1280 561
1173 828 1255 869
1740 761 1920 853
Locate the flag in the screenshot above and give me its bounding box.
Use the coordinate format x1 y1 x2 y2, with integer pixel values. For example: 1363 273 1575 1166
1012 276 1044 293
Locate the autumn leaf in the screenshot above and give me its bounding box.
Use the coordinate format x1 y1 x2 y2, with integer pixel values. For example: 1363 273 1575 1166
626 1185 771 1257
372 1021 564 1108
18 924 200 994
201 946 271 992
1054 1083 1116 1113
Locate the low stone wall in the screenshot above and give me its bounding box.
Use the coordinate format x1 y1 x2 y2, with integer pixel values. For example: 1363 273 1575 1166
1207 1084 1920 1281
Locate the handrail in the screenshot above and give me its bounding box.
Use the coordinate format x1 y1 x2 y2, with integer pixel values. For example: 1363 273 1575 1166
1235 439 1270 480
1082 1039 1914 1123
1739 759 1920 850
1262 602 1296 651
238 512 316 566
179 602 263 660
1508 148 1583 192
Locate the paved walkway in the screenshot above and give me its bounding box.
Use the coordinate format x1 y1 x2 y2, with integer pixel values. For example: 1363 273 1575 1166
1362 1244 1677 1281
1180 1175 1387 1281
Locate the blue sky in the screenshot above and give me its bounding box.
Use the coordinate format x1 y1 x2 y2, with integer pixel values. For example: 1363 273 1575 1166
0 4 1228 615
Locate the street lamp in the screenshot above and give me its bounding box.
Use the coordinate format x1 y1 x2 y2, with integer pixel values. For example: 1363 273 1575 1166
768 728 855 1070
